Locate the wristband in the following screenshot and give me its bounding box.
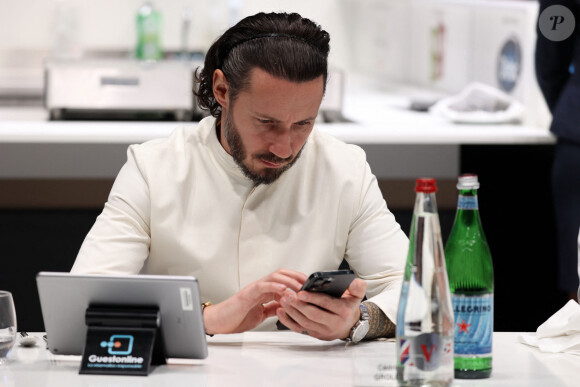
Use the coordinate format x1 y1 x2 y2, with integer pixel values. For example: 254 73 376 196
201 302 214 337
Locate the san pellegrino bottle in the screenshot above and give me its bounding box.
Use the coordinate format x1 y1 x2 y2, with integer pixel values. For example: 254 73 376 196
396 178 454 386
444 174 494 379
136 1 162 61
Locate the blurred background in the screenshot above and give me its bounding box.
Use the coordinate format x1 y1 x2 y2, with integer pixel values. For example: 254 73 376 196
0 0 551 125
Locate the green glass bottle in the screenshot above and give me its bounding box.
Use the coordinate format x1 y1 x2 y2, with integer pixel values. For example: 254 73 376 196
444 174 494 379
136 1 162 61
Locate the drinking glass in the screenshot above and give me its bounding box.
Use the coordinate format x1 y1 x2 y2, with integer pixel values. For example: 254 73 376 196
0 291 17 365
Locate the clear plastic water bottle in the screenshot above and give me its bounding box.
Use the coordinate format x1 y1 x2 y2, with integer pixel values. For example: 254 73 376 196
396 178 454 386
136 1 162 61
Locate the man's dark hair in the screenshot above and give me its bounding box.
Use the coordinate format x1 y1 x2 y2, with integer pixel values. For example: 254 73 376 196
195 12 330 117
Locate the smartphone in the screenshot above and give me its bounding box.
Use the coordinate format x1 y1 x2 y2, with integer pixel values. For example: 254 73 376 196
276 270 355 330
300 269 355 297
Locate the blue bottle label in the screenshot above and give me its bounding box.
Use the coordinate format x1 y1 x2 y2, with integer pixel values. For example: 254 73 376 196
457 196 478 210
452 294 493 355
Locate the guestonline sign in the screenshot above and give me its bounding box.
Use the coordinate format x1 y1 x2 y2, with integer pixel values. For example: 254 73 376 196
86 335 145 369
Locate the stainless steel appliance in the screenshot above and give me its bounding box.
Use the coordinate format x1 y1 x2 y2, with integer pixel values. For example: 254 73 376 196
44 59 201 121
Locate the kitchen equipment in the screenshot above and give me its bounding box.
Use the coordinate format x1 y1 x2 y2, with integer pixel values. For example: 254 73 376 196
44 59 200 121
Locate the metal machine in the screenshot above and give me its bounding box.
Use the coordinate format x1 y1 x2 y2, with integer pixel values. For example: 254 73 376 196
44 59 203 121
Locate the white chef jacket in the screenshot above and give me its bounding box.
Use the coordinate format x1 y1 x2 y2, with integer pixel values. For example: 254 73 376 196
71 116 408 330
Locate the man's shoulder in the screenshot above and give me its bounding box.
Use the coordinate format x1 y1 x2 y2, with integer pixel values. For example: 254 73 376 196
309 128 366 163
131 117 214 158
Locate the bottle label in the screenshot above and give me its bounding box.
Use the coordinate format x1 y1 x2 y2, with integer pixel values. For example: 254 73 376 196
397 333 453 373
452 294 493 355
457 196 478 210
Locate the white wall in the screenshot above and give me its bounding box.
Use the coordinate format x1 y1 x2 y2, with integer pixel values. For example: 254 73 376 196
0 0 224 52
0 0 351 67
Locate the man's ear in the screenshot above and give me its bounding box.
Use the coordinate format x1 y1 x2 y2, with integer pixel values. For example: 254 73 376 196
213 69 229 109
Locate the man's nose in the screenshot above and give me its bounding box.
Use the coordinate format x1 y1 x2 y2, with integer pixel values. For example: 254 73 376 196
268 130 293 159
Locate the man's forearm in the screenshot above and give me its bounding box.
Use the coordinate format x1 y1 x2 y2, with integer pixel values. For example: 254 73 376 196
363 301 396 340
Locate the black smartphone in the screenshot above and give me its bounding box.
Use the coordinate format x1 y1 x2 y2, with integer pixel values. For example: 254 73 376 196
276 270 355 330
300 269 355 297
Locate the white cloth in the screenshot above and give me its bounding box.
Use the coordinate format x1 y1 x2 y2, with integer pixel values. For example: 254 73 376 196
429 82 525 124
519 300 580 355
71 116 409 329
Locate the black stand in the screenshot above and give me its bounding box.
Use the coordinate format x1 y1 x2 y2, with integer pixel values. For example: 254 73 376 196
79 305 166 376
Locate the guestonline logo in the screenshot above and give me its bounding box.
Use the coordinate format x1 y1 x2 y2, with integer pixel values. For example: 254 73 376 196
101 334 134 355
87 335 145 365
538 5 576 41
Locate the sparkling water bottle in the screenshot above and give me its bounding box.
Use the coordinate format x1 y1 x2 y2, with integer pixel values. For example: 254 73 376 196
444 174 494 379
396 178 454 386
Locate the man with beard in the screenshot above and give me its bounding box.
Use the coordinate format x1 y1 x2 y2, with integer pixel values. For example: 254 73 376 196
71 12 408 342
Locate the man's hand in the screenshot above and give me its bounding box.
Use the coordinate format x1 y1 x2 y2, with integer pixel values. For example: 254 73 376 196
276 278 367 341
203 269 307 335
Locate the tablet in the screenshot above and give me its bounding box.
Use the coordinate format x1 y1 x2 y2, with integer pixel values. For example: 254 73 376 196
36 272 208 359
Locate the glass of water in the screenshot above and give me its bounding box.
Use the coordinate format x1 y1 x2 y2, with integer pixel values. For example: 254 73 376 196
0 291 17 364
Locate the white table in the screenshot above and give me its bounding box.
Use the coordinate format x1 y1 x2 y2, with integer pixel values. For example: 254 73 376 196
1 332 577 386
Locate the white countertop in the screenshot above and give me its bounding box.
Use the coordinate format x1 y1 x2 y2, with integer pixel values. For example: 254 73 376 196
0 77 556 146
0 82 555 180
2 332 577 386
0 108 555 145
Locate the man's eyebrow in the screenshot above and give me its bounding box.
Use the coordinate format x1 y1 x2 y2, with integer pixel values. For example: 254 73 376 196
252 112 317 123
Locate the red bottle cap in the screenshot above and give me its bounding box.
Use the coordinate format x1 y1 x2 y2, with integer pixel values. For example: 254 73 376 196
415 178 437 193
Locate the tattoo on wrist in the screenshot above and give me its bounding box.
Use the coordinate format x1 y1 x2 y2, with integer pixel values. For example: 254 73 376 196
363 301 396 340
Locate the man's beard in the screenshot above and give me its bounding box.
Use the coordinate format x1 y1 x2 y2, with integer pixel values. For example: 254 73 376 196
223 110 303 185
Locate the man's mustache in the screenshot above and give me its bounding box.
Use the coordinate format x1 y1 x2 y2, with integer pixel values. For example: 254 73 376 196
257 153 293 164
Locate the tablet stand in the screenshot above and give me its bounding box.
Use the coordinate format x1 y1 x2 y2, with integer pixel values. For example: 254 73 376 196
79 305 166 376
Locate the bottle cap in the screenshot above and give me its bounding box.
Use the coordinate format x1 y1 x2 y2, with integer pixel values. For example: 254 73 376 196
415 178 437 193
457 174 480 190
